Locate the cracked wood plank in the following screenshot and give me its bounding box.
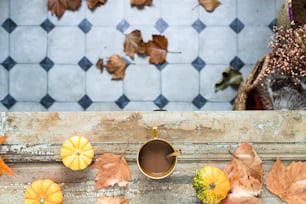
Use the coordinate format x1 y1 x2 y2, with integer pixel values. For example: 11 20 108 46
0 111 304 203
0 162 286 204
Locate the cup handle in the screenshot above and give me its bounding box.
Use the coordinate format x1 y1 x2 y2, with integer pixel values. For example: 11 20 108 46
152 126 158 138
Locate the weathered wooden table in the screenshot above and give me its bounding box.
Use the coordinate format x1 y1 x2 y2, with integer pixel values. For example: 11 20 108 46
0 112 305 204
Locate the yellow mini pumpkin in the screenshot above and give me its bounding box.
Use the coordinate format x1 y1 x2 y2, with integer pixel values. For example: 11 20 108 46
60 136 94 171
192 166 230 204
24 179 63 204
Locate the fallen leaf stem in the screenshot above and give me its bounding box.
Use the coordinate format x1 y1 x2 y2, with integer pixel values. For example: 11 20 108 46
167 50 182 54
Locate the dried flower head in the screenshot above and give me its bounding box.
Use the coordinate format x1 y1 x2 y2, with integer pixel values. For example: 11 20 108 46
262 25 306 84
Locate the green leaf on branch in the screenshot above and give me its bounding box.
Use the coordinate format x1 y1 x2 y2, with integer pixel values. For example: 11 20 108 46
215 67 243 93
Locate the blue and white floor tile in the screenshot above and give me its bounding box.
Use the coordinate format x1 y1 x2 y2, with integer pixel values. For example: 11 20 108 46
0 0 283 111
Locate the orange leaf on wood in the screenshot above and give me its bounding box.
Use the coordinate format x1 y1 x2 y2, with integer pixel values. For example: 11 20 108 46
0 157 15 176
146 35 168 64
223 143 262 203
92 153 131 190
225 143 262 184
131 0 152 8
95 194 129 204
266 158 306 204
222 195 262 204
0 136 15 176
0 135 8 145
199 0 221 12
48 0 82 18
104 55 128 80
124 30 146 59
87 0 107 10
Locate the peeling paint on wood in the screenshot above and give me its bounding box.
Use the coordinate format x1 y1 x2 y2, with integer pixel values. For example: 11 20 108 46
0 111 304 203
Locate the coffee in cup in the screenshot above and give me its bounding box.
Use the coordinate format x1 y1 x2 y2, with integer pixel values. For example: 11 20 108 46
137 127 180 179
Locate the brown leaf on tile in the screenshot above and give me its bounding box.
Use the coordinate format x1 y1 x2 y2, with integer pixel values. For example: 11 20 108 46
92 153 131 190
124 30 146 59
104 55 127 80
95 194 129 204
96 58 104 72
266 158 306 204
146 35 168 64
87 0 107 10
131 0 152 8
199 0 221 12
48 0 82 18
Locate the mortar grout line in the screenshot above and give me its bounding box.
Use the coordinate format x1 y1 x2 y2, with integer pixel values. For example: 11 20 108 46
7 0 11 111
45 4 49 110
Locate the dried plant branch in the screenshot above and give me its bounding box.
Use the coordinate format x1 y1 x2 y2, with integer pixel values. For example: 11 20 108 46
261 25 306 85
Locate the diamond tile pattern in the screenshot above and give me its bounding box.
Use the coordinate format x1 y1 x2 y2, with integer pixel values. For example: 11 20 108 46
1 18 17 33
1 94 16 109
230 97 236 105
268 18 277 31
155 61 168 71
40 94 55 109
192 94 207 109
78 19 92 34
40 19 55 33
192 19 206 33
1 56 17 71
116 19 130 33
115 94 130 109
78 57 93 71
230 56 245 70
192 57 206 72
1 1 279 111
154 18 169 33
78 95 93 110
230 18 244 33
40 57 54 72
153 94 169 109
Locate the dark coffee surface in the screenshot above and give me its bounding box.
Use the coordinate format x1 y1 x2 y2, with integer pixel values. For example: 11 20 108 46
139 140 175 174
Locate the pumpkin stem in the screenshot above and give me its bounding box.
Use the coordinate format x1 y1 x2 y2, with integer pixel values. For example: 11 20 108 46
209 183 216 190
39 197 45 203
76 150 81 156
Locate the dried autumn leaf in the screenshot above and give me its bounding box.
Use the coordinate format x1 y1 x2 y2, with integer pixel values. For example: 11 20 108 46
0 136 15 176
65 0 82 10
48 0 82 18
0 136 7 145
105 55 128 80
215 67 243 93
124 30 146 59
222 196 262 204
87 0 107 10
223 143 262 203
95 194 129 204
131 0 152 8
199 0 221 12
266 158 306 204
146 35 168 64
92 153 131 190
96 58 104 72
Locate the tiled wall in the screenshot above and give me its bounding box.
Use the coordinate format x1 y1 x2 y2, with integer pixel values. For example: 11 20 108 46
0 0 284 111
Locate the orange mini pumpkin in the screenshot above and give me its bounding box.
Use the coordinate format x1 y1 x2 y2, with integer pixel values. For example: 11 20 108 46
60 136 94 170
192 166 230 204
24 179 63 204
